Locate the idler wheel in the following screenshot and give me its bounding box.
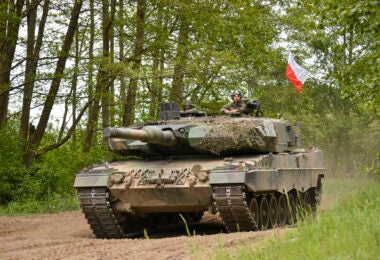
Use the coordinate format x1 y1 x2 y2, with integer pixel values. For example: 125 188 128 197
259 196 269 230
249 197 259 230
287 193 297 225
269 195 278 228
277 194 287 227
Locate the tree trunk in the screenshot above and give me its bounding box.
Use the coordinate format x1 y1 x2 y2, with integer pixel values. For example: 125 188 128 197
101 0 111 129
83 0 96 153
118 0 126 124
109 0 116 126
0 0 25 128
20 0 49 164
122 0 146 126
89 0 113 147
69 27 80 146
169 14 189 104
24 0 83 168
149 7 164 119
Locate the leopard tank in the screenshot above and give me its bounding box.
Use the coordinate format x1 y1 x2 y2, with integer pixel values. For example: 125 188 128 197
74 102 325 238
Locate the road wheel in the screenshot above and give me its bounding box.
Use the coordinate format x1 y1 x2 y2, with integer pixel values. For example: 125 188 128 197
277 194 287 227
259 196 269 230
287 193 297 225
249 197 259 230
269 195 278 228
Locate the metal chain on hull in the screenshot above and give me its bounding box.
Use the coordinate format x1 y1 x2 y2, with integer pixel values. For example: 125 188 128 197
212 185 257 232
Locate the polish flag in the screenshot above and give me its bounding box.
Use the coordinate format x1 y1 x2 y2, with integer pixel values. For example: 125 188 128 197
286 53 309 93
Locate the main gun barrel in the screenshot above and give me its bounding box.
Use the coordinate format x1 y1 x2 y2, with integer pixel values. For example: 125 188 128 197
104 126 177 147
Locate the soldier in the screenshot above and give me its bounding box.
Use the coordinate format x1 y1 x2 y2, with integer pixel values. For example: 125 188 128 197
182 100 198 113
220 90 251 115
180 100 206 117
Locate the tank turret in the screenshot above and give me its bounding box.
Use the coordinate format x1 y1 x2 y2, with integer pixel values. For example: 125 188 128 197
74 102 324 239
105 117 301 157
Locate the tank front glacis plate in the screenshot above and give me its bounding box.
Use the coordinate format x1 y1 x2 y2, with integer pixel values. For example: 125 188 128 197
104 157 224 213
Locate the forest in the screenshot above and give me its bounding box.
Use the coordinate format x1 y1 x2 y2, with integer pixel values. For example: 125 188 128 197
0 0 379 207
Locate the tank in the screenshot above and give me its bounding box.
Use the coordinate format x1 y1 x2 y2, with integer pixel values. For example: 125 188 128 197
74 102 325 238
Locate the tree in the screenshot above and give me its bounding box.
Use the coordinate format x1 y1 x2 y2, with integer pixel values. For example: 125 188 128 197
83 0 96 153
0 0 25 128
283 0 380 174
23 0 83 167
122 0 146 126
19 0 50 165
169 3 190 104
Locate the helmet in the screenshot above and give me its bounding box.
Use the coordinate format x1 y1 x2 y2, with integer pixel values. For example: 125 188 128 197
230 90 242 100
183 100 194 110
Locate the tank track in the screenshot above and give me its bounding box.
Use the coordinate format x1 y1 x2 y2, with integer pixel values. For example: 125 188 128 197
77 187 125 238
212 185 257 232
77 187 221 238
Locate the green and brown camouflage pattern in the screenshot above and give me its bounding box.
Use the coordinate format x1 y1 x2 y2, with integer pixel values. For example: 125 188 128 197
74 104 325 238
104 117 302 157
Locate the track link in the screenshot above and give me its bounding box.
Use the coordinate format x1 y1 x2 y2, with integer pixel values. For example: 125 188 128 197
77 187 125 238
212 185 257 232
77 187 220 238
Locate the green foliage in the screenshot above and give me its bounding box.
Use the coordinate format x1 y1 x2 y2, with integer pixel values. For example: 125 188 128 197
280 0 380 175
284 0 379 113
30 144 105 200
252 180 380 259
1 0 379 212
0 122 105 211
0 194 79 215
0 125 27 205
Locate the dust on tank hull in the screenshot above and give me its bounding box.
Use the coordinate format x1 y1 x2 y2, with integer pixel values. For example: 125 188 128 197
74 102 325 238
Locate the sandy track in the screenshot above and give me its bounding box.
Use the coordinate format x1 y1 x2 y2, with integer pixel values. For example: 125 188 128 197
0 211 278 260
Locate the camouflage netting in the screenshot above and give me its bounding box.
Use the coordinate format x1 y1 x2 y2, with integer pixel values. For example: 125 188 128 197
161 116 269 127
195 120 266 155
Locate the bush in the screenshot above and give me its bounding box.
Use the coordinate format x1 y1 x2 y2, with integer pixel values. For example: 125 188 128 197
0 126 28 205
0 124 105 211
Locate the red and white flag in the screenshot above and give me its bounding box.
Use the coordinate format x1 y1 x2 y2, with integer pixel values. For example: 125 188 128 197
286 53 309 93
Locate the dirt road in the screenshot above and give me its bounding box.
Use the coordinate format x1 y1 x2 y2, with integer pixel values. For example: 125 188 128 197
0 210 280 260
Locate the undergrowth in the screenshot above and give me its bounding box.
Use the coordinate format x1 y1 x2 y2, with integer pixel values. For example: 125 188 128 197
210 177 380 259
0 194 79 215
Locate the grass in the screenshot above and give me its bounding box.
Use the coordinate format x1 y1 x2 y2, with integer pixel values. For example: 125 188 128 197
210 176 380 259
1 175 379 259
0 194 79 215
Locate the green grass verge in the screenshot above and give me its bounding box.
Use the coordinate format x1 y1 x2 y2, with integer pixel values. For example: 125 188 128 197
0 194 79 215
211 177 380 259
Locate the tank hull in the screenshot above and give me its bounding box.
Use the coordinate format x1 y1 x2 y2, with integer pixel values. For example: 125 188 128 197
74 150 324 238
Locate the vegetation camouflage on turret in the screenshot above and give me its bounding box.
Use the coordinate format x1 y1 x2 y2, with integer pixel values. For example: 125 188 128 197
106 116 300 156
196 120 266 155
74 105 325 238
